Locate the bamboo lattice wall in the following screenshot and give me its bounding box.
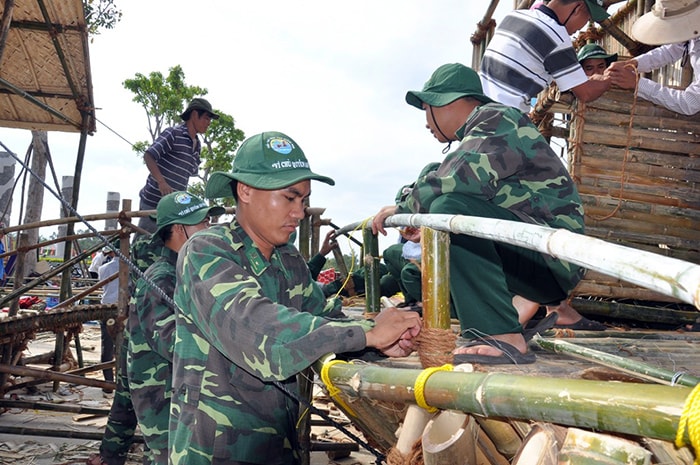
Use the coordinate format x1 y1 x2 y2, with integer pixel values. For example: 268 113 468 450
568 88 700 303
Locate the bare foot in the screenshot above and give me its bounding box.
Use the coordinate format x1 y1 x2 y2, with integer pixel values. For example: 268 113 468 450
545 300 583 326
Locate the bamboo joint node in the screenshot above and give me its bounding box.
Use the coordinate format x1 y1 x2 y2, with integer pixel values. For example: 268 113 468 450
414 364 453 413
320 359 357 417
675 381 700 464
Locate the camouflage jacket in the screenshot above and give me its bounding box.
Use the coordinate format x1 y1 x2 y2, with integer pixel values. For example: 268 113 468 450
126 246 177 464
170 220 373 465
397 103 585 289
98 234 165 465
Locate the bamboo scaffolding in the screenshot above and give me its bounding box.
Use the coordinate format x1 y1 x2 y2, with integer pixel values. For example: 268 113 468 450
378 214 700 309
0 304 116 338
533 336 700 387
315 361 690 443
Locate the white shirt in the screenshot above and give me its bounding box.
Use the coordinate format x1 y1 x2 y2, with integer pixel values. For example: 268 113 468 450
480 8 588 112
88 251 106 273
636 38 700 115
98 258 119 305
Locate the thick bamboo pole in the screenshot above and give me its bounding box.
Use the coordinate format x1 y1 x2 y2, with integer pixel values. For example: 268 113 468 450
533 336 700 387
318 361 690 442
382 214 700 309
421 227 452 331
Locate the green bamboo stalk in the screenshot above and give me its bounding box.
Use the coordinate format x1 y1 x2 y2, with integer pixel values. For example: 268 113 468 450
314 360 690 443
533 335 700 387
422 227 451 330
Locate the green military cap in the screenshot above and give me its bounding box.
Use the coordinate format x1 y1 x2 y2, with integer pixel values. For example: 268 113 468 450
406 63 493 110
577 43 617 66
205 131 335 199
154 191 225 237
582 0 610 22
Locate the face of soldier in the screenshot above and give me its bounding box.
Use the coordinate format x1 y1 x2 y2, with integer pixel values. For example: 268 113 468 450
237 180 311 259
582 58 607 76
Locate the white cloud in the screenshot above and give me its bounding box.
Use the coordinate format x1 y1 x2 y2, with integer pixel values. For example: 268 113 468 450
0 0 513 253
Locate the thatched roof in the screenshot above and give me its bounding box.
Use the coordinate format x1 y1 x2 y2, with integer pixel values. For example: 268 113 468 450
0 0 95 134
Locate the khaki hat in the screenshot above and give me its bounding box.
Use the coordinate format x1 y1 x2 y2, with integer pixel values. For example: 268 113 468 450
405 63 493 110
180 98 220 120
577 43 618 65
582 0 610 22
154 191 225 237
205 131 335 199
632 0 700 44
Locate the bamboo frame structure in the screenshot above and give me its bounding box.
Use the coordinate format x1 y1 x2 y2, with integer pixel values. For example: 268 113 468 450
380 214 700 309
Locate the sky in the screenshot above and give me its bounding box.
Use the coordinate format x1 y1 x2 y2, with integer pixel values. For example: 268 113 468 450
0 0 513 254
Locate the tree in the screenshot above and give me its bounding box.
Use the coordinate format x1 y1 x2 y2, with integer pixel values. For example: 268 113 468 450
84 0 122 37
123 66 245 204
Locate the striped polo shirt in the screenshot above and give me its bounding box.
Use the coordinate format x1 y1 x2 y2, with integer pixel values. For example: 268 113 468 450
139 124 201 208
480 6 587 112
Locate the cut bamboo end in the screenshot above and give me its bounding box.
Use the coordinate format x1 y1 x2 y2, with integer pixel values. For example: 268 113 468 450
512 423 566 465
559 428 652 465
422 410 478 465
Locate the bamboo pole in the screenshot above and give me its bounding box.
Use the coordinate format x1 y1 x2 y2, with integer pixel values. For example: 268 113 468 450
315 361 690 443
0 362 116 390
533 336 700 387
0 399 109 416
380 214 700 309
0 425 144 442
571 298 697 326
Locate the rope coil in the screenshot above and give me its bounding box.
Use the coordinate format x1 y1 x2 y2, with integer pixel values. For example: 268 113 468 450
676 382 700 464
413 364 453 413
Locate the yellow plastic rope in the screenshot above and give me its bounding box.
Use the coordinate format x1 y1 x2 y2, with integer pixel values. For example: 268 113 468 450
413 364 453 413
676 382 700 464
320 359 357 417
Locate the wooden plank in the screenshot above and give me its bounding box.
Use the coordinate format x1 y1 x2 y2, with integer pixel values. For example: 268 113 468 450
577 185 698 210
582 207 698 242
581 124 700 155
579 194 700 222
582 145 700 171
582 106 700 134
577 176 700 209
574 154 700 183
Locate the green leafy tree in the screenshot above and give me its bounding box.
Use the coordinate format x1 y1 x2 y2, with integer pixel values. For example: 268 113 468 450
84 0 122 36
123 66 245 205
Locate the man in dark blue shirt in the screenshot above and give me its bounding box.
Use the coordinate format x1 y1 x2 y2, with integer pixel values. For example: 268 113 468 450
137 98 219 233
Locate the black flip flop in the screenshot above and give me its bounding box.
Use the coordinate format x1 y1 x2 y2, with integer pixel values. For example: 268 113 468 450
453 338 536 365
523 311 559 341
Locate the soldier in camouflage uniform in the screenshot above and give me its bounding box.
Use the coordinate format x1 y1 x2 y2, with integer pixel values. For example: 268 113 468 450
372 63 585 364
169 131 422 465
87 235 164 465
127 192 224 465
